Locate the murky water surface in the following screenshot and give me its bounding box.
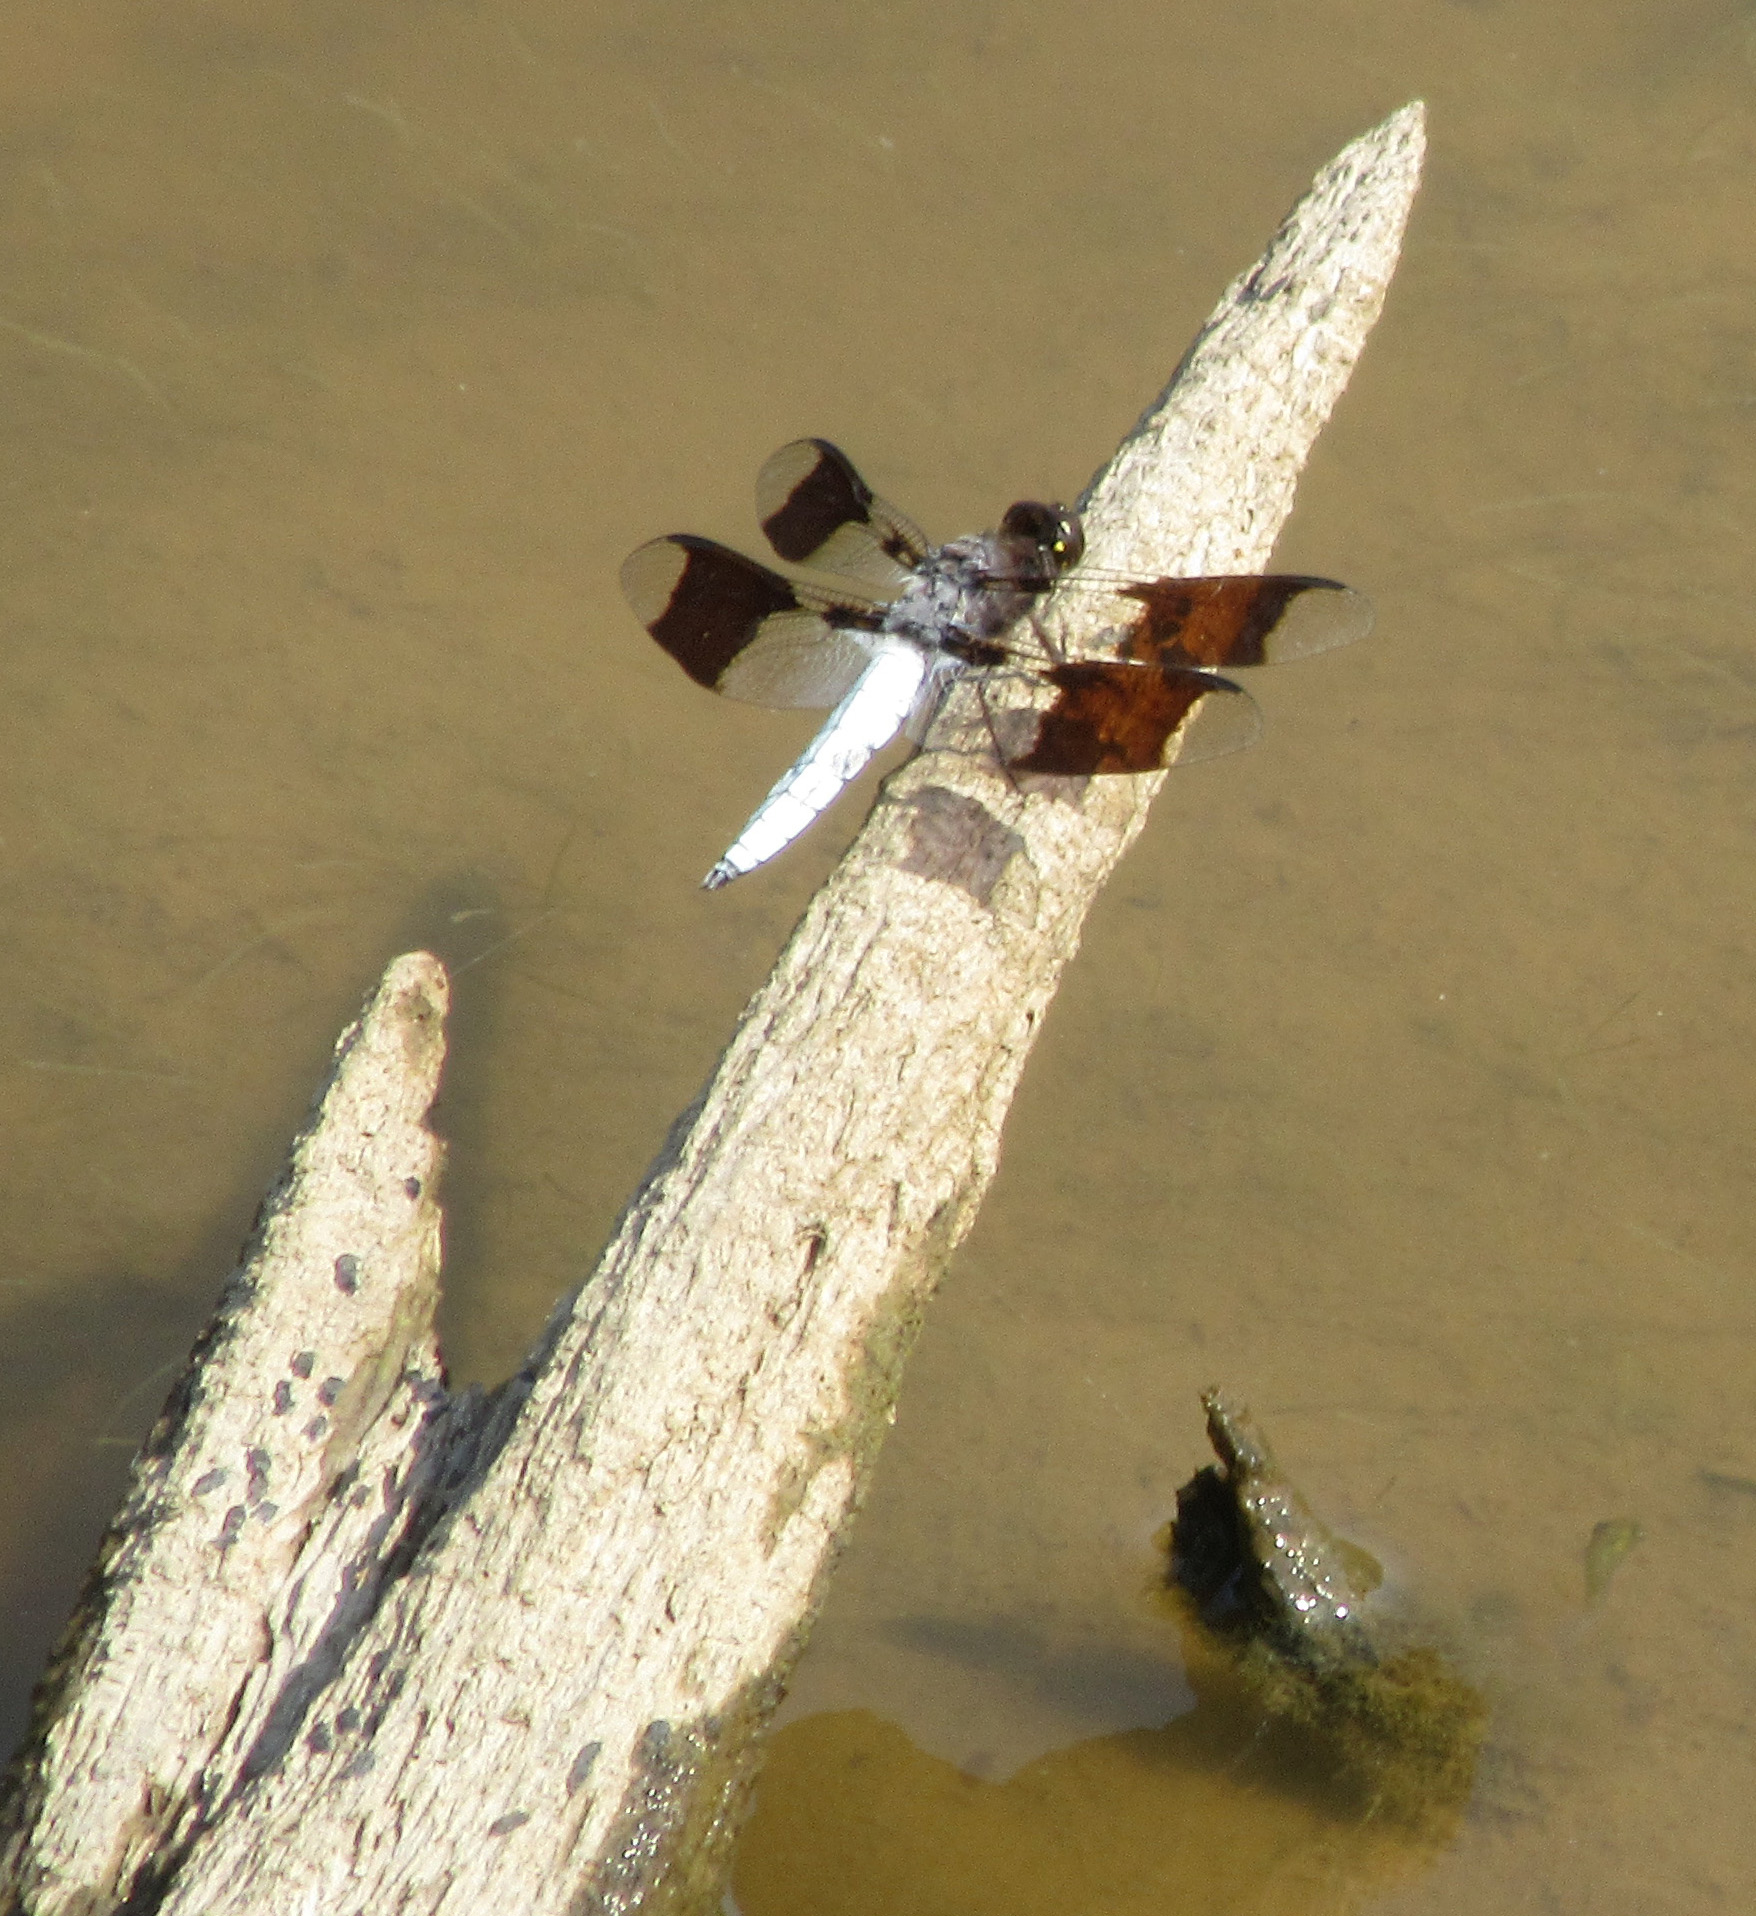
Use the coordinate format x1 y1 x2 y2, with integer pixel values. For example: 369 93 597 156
4 3 1755 1909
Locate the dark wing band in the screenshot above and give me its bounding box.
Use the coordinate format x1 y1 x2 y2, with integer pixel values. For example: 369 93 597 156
1118 576 1373 670
1001 663 1261 774
621 534 883 709
756 439 929 589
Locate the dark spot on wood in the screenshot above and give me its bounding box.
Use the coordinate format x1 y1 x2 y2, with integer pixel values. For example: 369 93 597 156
584 1681 785 1914
896 786 1022 905
404 1176 423 1199
318 1376 345 1407
303 1414 330 1443
218 1505 246 1546
336 1706 361 1733
334 1253 360 1294
487 1811 531 1838
291 1350 315 1378
272 1380 294 1416
568 1740 602 1796
191 1468 227 1496
590 1720 696 1910
339 1750 376 1780
255 1501 279 1523
307 1721 333 1754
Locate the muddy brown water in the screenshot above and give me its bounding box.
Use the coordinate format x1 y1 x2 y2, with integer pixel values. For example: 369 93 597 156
3 4 1754 1910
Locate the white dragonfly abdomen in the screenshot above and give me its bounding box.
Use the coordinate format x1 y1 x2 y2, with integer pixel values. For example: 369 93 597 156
702 643 933 890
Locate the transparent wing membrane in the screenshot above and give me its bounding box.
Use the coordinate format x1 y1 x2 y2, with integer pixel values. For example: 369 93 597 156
620 534 883 708
756 438 926 591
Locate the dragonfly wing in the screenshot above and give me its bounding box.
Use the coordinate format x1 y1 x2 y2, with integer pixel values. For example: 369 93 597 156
999 662 1262 774
1118 576 1373 669
756 438 926 591
717 616 876 708
622 533 880 708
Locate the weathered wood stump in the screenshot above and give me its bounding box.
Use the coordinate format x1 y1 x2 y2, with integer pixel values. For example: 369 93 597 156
0 104 1425 1916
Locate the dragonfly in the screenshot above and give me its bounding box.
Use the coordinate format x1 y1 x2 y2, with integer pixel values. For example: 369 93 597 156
620 439 1371 889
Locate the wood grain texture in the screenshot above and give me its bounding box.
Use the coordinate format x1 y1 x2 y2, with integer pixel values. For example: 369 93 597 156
1 105 1424 1916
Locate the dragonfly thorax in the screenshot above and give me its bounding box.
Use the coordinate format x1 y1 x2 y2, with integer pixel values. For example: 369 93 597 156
877 501 1084 664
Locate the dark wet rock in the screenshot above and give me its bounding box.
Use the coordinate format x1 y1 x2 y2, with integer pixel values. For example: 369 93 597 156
1168 1389 1485 1837
1174 1391 1380 1670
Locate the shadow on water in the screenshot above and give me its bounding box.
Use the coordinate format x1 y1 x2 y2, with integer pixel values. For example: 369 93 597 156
882 1611 1193 1735
0 1275 204 1741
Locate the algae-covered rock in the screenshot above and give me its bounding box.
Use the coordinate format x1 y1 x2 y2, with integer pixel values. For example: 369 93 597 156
1173 1391 1380 1671
1169 1390 1485 1839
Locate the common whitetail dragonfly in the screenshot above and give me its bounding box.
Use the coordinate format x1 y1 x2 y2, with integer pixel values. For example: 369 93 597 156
621 439 1370 890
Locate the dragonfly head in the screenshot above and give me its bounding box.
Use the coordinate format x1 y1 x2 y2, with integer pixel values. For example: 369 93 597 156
997 501 1085 587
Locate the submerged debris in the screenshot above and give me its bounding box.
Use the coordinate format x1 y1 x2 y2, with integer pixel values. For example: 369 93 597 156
1583 1517 1643 1605
1169 1390 1485 1837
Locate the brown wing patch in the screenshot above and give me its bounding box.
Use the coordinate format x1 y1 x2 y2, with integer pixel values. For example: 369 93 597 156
620 535 803 688
1120 575 1371 670
620 533 887 706
756 439 928 581
1003 663 1258 774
